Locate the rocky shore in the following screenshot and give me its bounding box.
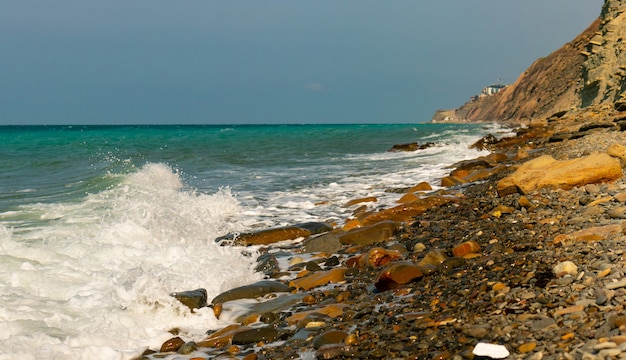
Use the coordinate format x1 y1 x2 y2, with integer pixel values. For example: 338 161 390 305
131 106 626 360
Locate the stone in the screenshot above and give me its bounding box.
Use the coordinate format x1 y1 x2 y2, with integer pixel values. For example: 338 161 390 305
171 288 207 311
231 327 278 345
344 197 377 207
417 249 448 270
210 280 290 316
374 261 423 291
452 241 481 257
553 223 626 244
472 342 510 359
519 342 537 353
497 153 623 196
441 176 467 188
312 330 349 349
407 182 433 192
289 267 347 290
358 247 402 268
160 337 185 353
285 304 347 325
198 324 249 348
608 206 626 219
177 342 198 355
608 143 626 164
553 261 578 277
337 220 397 245
360 196 455 225
220 222 333 245
388 142 435 152
303 233 342 253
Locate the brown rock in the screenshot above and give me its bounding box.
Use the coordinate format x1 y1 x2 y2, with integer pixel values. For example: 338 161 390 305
497 153 623 196
289 267 347 290
360 196 455 225
211 280 290 307
452 241 481 257
608 143 626 165
417 249 448 269
160 337 185 353
396 192 420 204
519 342 537 353
463 165 507 183
441 176 467 188
285 304 347 325
375 261 423 291
312 330 349 349
407 182 433 192
337 220 397 246
231 327 278 345
358 247 402 268
198 324 248 348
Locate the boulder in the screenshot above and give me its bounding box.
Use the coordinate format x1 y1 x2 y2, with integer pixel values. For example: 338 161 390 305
497 153 623 196
469 134 500 151
344 196 377 207
441 176 467 188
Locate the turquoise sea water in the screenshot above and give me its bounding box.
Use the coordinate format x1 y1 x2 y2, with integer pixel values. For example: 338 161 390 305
0 123 506 359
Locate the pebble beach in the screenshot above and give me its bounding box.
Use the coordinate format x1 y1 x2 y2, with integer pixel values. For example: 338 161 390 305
138 108 626 360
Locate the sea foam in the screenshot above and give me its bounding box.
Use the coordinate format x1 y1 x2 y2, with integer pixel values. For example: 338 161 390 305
0 163 262 359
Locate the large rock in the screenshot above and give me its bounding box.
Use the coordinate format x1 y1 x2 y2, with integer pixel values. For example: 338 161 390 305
210 280 290 318
497 153 622 196
217 222 333 246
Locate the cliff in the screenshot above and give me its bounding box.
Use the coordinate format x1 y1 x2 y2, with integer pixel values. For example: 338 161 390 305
432 0 626 124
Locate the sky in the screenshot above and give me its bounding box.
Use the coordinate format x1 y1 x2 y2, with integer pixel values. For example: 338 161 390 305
1 1 602 125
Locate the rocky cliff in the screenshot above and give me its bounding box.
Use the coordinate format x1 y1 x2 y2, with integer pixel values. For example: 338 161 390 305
432 0 626 124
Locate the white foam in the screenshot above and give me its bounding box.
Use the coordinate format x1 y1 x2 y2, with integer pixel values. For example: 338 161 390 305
0 163 262 359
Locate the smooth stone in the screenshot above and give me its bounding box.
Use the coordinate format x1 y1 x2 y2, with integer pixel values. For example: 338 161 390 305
614 191 626 203
585 183 601 194
160 337 185 353
417 249 448 269
312 330 349 349
614 315 626 328
234 293 306 323
198 324 248 348
472 342 510 359
452 241 481 257
553 261 578 276
374 261 423 291
358 247 402 268
303 233 342 254
467 326 489 339
519 342 537 353
608 206 626 219
337 220 397 246
211 280 290 306
171 288 207 311
599 348 621 358
408 182 433 192
606 278 626 290
289 267 347 290
177 341 198 355
594 342 618 350
231 327 278 345
441 175 467 188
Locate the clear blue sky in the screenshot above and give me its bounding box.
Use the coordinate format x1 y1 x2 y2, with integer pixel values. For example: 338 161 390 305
1 1 601 125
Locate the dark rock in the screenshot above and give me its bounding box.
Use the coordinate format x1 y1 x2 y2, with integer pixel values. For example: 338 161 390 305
171 288 207 311
469 134 500 151
579 122 615 132
211 280 290 305
388 142 435 152
303 233 342 254
232 327 278 345
255 253 280 276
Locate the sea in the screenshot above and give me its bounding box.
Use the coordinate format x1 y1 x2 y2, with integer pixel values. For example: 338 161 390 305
0 123 510 359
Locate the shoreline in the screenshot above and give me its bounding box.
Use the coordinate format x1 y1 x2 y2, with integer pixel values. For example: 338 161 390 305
139 108 626 360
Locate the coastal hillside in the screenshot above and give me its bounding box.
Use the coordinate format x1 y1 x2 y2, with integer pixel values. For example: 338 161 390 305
432 0 626 124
